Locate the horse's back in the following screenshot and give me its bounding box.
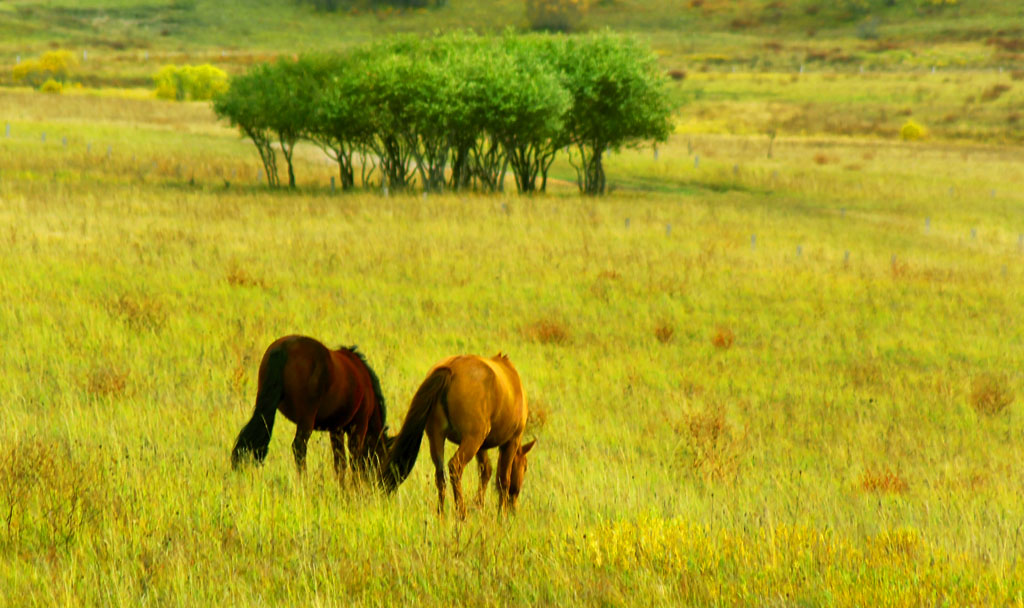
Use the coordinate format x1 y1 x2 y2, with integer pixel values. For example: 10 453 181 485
264 335 331 365
439 354 527 443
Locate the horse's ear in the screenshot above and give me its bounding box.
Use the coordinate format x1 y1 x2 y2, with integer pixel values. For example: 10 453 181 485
520 439 536 456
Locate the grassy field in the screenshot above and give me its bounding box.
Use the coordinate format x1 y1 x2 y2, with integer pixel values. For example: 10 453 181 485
2 0 1024 604
1 75 1024 604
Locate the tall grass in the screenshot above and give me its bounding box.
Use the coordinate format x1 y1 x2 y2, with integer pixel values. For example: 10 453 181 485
1 82 1023 606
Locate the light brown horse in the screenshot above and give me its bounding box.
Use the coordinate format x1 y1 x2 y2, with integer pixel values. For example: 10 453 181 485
382 353 535 518
231 335 390 481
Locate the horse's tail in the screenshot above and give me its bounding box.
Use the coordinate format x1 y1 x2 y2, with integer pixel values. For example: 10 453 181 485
231 346 287 469
381 367 452 493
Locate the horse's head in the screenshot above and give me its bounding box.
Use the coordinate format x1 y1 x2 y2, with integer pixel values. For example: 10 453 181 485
508 439 536 511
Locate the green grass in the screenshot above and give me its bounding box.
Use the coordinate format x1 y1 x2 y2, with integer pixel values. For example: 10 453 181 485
1 85 1024 605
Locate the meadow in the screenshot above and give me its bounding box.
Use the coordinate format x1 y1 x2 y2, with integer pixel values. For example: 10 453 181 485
1 76 1023 605
2 0 1024 603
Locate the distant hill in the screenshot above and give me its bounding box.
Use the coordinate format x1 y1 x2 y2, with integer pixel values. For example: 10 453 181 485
1 0 1020 86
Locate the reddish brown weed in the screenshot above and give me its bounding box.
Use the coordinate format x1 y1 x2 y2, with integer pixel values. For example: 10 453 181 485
980 83 1011 102
860 467 909 495
523 320 570 345
711 326 735 349
226 263 267 289
654 322 675 344
678 406 746 483
526 399 550 435
969 373 1013 416
86 367 129 397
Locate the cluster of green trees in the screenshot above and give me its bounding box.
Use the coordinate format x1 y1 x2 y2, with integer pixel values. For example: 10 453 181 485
213 32 673 195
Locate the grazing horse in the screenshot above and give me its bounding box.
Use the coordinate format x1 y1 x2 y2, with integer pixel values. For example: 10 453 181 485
382 353 536 518
230 335 390 480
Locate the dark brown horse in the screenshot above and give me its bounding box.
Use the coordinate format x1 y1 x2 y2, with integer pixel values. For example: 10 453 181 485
382 353 535 518
231 335 390 480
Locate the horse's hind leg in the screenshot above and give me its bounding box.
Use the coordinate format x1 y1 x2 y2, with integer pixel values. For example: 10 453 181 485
427 432 446 516
448 437 484 520
475 450 492 508
330 430 347 485
292 426 313 474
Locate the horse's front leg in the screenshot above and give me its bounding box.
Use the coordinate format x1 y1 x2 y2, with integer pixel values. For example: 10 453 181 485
495 441 516 515
291 425 313 474
330 429 347 485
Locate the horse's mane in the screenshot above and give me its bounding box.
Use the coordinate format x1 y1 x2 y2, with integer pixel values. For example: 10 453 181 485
341 345 387 428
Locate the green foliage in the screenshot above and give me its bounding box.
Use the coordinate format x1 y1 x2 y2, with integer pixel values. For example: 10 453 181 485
496 35 572 193
308 52 375 190
213 64 281 187
213 33 669 194
265 58 327 188
553 32 674 194
214 59 322 188
154 64 229 101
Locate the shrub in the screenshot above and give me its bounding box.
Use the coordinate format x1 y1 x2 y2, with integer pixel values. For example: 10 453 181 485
980 83 1011 103
39 78 62 94
154 64 229 101
899 119 927 141
11 59 42 86
525 0 589 32
188 64 231 99
12 50 77 88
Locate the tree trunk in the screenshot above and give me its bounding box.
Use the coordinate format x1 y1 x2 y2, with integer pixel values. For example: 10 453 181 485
280 137 297 189
583 146 605 196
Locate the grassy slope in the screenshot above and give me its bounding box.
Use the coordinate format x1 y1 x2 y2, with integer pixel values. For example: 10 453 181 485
0 0 1020 60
